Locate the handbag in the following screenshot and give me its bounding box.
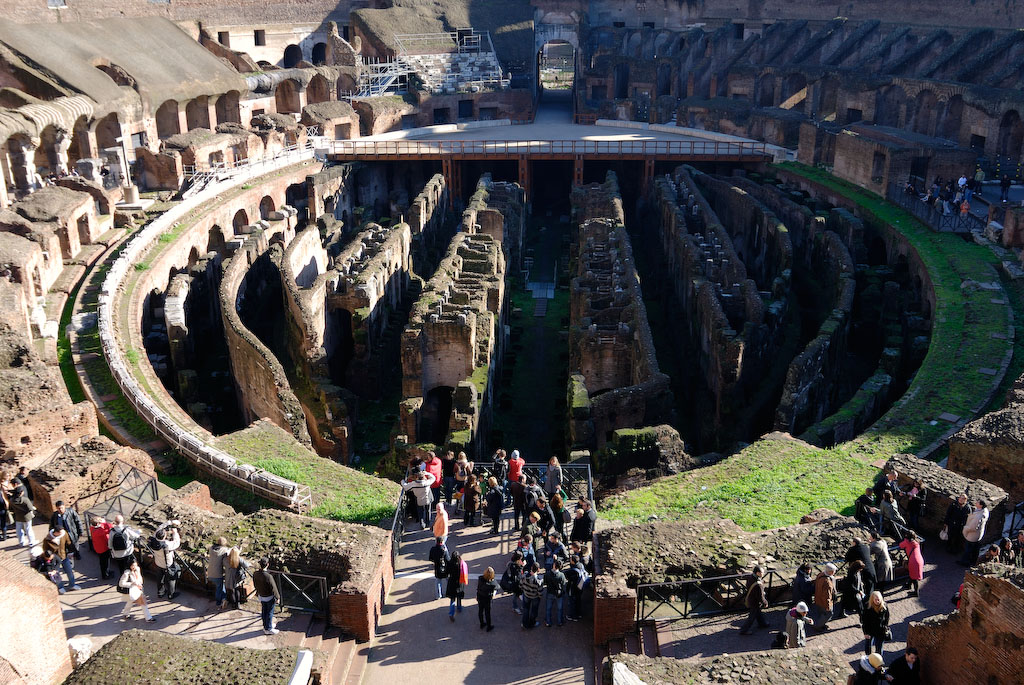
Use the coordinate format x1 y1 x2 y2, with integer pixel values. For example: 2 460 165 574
884 628 892 640
939 526 949 541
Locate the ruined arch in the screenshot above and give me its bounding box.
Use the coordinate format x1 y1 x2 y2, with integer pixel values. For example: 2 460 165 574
95 63 137 89
259 195 276 220
909 90 938 136
275 79 301 115
307 74 330 105
937 95 964 142
755 75 776 107
185 96 211 130
656 63 672 98
283 44 303 68
68 115 90 164
337 74 357 98
312 42 327 66
232 208 249 233
215 91 241 125
155 100 180 139
997 109 1024 160
873 85 906 128
207 225 227 254
37 124 63 175
94 112 121 151
187 246 200 269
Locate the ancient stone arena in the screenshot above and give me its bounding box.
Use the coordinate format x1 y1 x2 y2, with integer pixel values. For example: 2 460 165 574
2 1 1024 683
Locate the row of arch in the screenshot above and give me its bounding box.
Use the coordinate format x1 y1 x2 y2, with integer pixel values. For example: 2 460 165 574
283 42 328 69
154 92 241 139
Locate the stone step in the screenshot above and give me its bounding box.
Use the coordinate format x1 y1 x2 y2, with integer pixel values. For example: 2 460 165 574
593 643 609 684
328 637 357 685
281 614 316 649
302 616 328 652
640 623 659 657
343 643 368 685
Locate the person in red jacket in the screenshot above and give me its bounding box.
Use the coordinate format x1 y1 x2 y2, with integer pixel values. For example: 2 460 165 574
424 451 443 502
90 516 114 579
507 449 525 489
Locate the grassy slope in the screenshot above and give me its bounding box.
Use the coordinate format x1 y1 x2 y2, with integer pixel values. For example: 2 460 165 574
214 422 397 524
602 163 1015 529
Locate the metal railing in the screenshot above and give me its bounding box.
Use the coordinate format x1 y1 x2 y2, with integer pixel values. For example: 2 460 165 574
324 138 769 159
390 487 406 569
74 459 159 523
522 462 593 503
887 183 985 234
183 137 317 179
269 569 329 614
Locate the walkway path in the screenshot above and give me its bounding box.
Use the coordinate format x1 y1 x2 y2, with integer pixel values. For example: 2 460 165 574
655 537 964 669
362 504 594 684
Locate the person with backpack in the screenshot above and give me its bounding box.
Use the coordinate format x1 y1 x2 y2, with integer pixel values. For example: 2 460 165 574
484 477 503 536
564 553 589 621
9 481 36 548
520 562 543 629
440 450 457 505
49 500 84 560
225 546 251 608
150 521 182 600
118 558 155 622
253 557 281 635
477 566 497 631
429 537 450 600
453 452 473 513
90 516 114 579
500 551 525 614
208 536 231 610
108 514 142 574
738 565 769 635
445 551 468 621
543 558 567 627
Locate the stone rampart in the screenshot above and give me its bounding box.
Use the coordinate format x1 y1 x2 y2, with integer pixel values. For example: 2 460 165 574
461 174 526 270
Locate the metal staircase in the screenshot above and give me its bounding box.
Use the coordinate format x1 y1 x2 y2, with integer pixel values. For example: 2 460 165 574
349 56 413 98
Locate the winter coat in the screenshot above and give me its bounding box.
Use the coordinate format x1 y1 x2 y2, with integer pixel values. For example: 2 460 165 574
544 465 563 496
424 458 442 490
543 568 567 597
881 500 907 528
225 557 250 590
484 489 503 519
108 525 140 559
886 655 921 685
813 572 835 610
10 487 35 522
476 577 498 603
791 569 814 606
491 457 509 483
463 485 481 514
520 572 543 601
745 577 767 610
962 507 989 543
90 521 113 555
152 529 180 570
861 604 890 640
846 543 877 581
50 508 84 542
510 481 527 509
403 473 436 507
870 540 894 582
571 508 596 543
944 502 969 531
43 529 70 561
785 608 810 647
899 538 924 581
433 507 449 540
532 504 555 533
445 559 468 600
507 456 524 484
841 569 865 613
854 658 886 685
543 540 567 569
207 544 229 580
253 569 280 602
429 544 450 579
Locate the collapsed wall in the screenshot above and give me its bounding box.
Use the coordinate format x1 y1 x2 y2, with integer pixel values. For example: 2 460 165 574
398 231 507 457
130 482 392 642
567 172 673 458
0 549 71 684
461 174 527 271
908 564 1024 684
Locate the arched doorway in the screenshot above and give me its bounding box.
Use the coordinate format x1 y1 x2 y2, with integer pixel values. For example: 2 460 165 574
259 195 276 220
94 112 121 151
937 95 964 142
232 208 249 233
215 91 240 125
329 309 355 385
337 74 357 99
155 100 180 139
873 85 906 128
68 115 90 166
312 42 327 66
283 44 302 68
185 96 210 130
207 225 226 254
538 40 575 98
998 109 1024 160
275 79 301 114
910 90 938 136
307 74 330 105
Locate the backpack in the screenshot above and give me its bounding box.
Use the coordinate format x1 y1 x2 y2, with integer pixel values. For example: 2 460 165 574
148 536 165 553
499 564 518 593
545 570 565 598
111 528 129 552
234 562 249 588
435 551 449 578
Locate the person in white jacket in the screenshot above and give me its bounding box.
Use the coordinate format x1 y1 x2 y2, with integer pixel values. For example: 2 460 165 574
402 471 435 529
151 520 181 600
960 499 990 566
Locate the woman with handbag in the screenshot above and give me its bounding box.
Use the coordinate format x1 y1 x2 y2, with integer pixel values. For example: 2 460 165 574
119 559 156 622
446 551 468 621
860 590 890 657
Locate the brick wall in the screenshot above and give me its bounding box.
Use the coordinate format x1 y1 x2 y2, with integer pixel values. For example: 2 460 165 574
593 578 637 645
328 534 393 642
908 567 1024 683
0 550 71 684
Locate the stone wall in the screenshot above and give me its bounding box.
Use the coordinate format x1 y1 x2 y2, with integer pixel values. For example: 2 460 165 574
399 230 506 457
28 436 156 519
0 550 71 685
884 453 1008 542
908 565 1024 684
461 174 526 271
608 651 851 685
949 371 1024 503
568 174 673 456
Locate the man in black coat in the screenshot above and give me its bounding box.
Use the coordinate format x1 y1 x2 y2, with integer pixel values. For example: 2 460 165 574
50 500 84 560
428 537 450 600
886 647 921 684
570 498 597 543
846 538 876 596
14 467 33 502
855 488 879 529
943 493 970 554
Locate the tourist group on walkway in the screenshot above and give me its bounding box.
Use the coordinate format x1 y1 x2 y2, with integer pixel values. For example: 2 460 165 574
409 449 597 631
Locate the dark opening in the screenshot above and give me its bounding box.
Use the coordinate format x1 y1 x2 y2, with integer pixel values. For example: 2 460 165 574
871 152 887 184
254 30 266 46
613 21 625 28
733 23 745 39
312 42 327 66
591 85 607 101
218 31 230 47
329 309 355 385
283 44 302 68
421 386 455 445
457 100 474 119
970 134 986 150
479 107 498 120
846 108 863 124
433 108 450 124
614 63 629 99
643 22 655 29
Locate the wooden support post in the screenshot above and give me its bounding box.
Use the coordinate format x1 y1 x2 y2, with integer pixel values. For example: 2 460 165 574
518 156 530 199
642 158 655 192
573 155 584 186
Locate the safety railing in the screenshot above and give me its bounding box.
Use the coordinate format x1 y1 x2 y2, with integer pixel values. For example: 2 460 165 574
74 459 159 523
521 462 593 503
183 137 317 179
97 142 316 512
390 488 406 569
269 569 329 614
887 183 985 234
324 138 769 159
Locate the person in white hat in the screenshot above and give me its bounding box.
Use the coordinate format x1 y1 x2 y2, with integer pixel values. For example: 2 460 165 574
785 601 814 647
854 652 886 684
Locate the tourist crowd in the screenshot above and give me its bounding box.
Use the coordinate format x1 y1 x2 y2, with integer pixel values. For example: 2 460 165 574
405 449 598 630
902 170 1018 217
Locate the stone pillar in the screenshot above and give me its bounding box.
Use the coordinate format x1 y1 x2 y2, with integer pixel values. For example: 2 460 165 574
79 128 98 160
52 127 72 176
9 136 40 192
178 105 190 134
207 101 219 129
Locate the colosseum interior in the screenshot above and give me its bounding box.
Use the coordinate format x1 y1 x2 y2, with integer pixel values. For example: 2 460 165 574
1 0 1023 683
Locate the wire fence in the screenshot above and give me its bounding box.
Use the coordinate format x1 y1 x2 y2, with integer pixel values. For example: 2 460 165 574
887 183 985 234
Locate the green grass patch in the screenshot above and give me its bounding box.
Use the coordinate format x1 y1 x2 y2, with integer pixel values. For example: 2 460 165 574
57 280 87 404
215 422 398 524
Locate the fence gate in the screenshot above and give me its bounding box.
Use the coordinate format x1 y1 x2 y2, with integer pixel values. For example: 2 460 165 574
268 570 329 615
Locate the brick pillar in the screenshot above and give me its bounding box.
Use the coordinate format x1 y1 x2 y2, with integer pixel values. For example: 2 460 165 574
178 105 189 134
208 101 219 129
